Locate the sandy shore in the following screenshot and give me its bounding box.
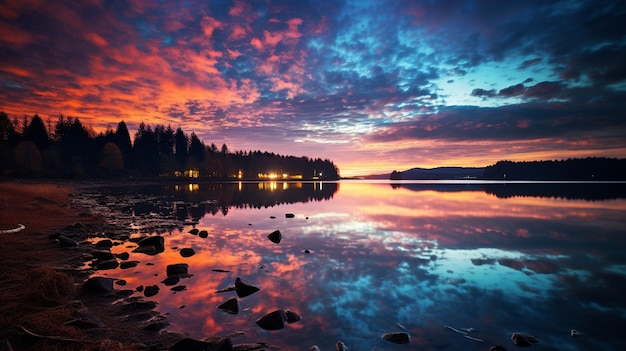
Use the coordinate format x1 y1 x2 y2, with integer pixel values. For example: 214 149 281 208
0 181 182 351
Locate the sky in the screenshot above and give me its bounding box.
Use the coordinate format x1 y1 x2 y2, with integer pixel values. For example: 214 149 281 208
1 0 625 176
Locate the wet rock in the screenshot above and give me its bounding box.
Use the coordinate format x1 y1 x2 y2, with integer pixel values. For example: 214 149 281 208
199 230 208 238
511 333 539 347
382 332 410 344
256 310 287 330
67 307 106 329
136 285 144 292
234 277 260 298
58 235 79 247
336 341 348 351
120 261 140 269
144 285 159 297
167 263 189 276
171 285 186 292
188 228 199 235
267 230 282 244
217 298 239 314
490 346 508 351
133 236 164 255
120 299 158 311
171 337 232 351
95 239 113 249
91 250 116 260
115 279 127 286
285 310 301 323
285 213 295 218
83 277 114 294
116 252 130 260
143 316 169 331
93 259 119 270
162 276 180 286
180 248 195 257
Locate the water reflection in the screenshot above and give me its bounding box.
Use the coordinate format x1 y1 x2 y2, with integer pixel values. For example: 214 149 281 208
94 182 626 350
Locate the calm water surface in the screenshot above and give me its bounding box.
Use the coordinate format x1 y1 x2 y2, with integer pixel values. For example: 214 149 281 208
96 181 626 350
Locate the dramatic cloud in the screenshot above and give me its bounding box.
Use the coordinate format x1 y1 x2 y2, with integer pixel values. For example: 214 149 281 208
1 0 625 175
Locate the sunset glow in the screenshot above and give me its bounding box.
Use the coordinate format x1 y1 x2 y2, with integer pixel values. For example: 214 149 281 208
1 1 625 176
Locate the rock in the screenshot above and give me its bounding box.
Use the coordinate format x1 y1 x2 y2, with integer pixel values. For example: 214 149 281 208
95 239 113 249
171 337 233 351
144 285 159 297
489 346 508 351
382 332 410 344
167 263 189 276
115 280 127 286
68 307 106 329
199 230 208 238
234 277 260 298
511 333 539 347
58 235 79 247
162 276 180 286
270 216 276 219
256 310 287 330
180 248 195 257
93 259 119 270
91 250 116 260
120 299 158 311
116 252 130 260
570 329 579 337
188 228 199 235
285 213 295 218
136 285 144 292
83 277 114 294
133 236 164 255
171 285 186 292
217 298 239 314
285 310 301 323
310 346 321 351
143 316 169 331
267 230 282 244
304 249 310 254
336 341 348 351
120 261 140 269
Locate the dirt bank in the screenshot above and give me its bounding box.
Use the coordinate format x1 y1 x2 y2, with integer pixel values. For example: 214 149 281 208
0 181 180 351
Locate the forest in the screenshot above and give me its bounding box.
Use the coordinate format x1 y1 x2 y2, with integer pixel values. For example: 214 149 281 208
482 158 626 180
0 112 340 180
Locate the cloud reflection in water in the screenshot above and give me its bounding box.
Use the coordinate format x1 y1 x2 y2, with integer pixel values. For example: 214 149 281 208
100 181 626 350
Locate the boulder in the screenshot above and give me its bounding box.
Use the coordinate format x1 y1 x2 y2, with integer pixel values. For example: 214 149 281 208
167 263 189 276
382 332 410 344
285 310 301 323
144 285 160 297
120 261 140 269
133 236 164 255
93 259 118 270
180 248 195 257
171 337 232 351
58 235 79 247
91 250 116 260
267 230 282 244
161 276 180 286
256 310 287 330
511 333 539 347
217 298 239 314
95 239 113 249
234 277 260 298
83 277 114 294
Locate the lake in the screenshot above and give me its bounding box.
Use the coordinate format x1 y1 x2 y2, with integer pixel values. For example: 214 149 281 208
87 180 626 350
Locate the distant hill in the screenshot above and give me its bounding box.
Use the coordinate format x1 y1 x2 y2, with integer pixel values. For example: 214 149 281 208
364 167 485 180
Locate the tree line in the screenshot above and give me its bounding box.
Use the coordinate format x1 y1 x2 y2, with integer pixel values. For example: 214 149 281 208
482 158 626 180
0 112 340 179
